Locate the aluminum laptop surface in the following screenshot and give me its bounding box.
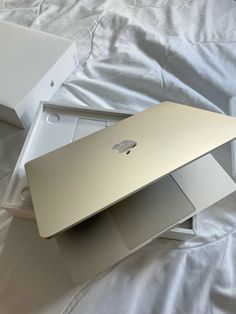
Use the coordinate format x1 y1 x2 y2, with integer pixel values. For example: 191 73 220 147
25 101 236 238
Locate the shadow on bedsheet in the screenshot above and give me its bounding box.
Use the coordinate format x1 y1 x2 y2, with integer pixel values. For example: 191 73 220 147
0 217 76 314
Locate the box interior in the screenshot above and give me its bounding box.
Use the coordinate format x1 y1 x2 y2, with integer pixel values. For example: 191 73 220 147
3 103 196 240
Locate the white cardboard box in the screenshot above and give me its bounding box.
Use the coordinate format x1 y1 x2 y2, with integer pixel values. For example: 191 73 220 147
2 101 197 241
0 21 78 128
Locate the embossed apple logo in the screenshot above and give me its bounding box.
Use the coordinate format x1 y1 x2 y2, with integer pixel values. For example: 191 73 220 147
112 140 137 155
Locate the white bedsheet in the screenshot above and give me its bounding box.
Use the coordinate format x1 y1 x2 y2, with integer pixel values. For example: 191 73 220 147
1 0 236 313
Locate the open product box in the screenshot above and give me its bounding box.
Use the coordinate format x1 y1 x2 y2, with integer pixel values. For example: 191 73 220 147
2 101 197 241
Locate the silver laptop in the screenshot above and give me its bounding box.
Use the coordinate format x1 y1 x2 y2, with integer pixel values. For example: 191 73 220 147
25 101 236 282
25 102 236 238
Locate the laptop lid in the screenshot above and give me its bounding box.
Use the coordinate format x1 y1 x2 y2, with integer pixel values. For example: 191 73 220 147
25 101 236 238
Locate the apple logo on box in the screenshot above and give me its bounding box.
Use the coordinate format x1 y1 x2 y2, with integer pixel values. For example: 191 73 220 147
112 140 137 155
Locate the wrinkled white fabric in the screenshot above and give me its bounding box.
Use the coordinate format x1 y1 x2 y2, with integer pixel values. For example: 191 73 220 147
0 0 236 313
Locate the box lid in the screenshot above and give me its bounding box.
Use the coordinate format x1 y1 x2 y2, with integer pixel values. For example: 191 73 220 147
25 101 236 238
0 21 74 110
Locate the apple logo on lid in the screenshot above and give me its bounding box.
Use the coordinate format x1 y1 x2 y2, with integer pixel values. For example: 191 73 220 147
112 140 137 155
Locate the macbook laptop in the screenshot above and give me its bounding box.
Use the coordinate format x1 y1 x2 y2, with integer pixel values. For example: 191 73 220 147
25 102 236 238
25 101 236 282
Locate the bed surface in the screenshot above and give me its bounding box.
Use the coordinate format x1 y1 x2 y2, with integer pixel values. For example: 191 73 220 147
1 1 236 313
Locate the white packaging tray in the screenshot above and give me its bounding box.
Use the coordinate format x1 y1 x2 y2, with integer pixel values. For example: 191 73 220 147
2 102 197 241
